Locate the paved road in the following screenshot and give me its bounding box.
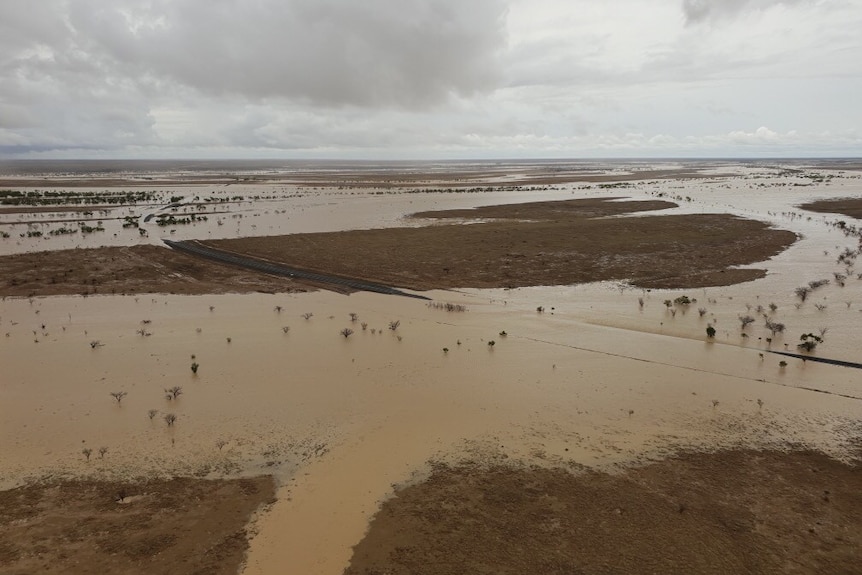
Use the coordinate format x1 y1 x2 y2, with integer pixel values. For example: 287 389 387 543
163 239 431 300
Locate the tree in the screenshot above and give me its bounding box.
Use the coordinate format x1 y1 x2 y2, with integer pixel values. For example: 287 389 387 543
739 315 755 330
99 447 108 459
795 286 811 301
165 386 183 400
191 362 199 374
82 448 92 461
389 320 400 331
148 409 158 420
764 320 785 337
798 333 823 352
340 328 354 338
110 391 127 405
706 325 716 338
164 413 177 426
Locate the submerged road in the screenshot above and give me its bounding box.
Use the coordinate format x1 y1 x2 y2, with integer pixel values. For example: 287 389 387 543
768 350 862 370
163 239 431 300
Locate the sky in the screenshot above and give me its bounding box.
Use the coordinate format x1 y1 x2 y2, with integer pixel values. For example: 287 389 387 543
0 0 860 159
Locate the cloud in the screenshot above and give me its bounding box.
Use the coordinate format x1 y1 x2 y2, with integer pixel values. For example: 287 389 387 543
681 0 807 24
67 0 508 108
0 0 860 158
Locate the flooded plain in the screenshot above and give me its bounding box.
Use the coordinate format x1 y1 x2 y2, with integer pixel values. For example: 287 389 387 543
1 160 861 574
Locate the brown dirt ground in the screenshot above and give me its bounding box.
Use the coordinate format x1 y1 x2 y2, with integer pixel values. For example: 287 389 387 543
0 475 275 575
0 198 796 297
344 450 862 575
0 244 306 298
799 198 862 220
206 198 797 291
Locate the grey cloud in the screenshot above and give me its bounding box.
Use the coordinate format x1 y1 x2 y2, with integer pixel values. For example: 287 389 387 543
68 0 508 108
0 0 507 154
682 0 807 24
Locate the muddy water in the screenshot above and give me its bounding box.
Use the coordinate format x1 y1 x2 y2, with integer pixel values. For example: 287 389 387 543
2 281 860 573
5 163 857 257
2 165 861 574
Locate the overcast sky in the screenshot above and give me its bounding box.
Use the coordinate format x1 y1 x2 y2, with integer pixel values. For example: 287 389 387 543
1 0 860 159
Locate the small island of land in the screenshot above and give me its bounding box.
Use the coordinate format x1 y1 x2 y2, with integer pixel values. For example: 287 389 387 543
0 197 797 297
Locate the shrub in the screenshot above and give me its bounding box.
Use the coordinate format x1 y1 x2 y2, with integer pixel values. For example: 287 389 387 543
706 325 716 338
764 320 785 336
797 333 823 352
110 391 127 405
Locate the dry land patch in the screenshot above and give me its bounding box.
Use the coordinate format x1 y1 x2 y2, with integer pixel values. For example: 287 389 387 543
345 449 862 575
207 198 797 291
0 244 307 298
0 476 275 575
0 198 797 297
800 197 862 220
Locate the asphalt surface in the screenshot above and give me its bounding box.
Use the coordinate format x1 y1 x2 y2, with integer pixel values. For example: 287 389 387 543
163 239 431 300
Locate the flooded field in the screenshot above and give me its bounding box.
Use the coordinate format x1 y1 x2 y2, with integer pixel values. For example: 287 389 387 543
1 160 861 574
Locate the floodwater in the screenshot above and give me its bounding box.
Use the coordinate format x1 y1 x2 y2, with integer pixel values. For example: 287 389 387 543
1 161 861 574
